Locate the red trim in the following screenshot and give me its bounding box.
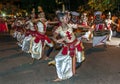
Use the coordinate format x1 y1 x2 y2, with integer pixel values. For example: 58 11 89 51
62 39 83 57
34 32 51 47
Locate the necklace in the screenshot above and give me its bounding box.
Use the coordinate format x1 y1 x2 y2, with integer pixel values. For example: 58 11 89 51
61 24 68 31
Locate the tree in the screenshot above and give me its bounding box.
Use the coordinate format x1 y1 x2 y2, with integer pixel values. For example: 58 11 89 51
88 0 117 12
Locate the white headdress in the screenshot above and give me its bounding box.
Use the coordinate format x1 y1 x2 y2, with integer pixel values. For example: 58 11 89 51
71 11 80 16
94 11 102 16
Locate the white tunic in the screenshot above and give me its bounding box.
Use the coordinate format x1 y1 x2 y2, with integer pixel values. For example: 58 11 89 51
54 23 85 80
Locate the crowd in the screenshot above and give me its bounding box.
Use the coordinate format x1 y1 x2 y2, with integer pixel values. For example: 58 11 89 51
0 6 120 82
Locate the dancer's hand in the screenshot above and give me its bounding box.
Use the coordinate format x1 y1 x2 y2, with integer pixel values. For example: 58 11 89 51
117 24 119 27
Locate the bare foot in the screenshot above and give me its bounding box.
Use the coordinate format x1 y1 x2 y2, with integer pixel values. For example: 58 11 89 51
44 57 52 61
48 60 55 65
53 78 62 82
29 58 35 64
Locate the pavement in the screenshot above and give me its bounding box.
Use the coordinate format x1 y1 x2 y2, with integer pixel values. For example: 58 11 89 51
106 37 120 47
0 32 120 84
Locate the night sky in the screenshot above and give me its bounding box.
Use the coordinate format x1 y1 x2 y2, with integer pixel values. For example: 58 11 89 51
0 0 87 13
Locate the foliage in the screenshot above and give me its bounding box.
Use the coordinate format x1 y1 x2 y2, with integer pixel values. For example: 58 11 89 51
88 0 117 12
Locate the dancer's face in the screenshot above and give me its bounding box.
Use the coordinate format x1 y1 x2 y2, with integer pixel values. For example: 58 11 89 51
38 6 43 12
107 15 111 19
96 15 101 19
60 15 70 24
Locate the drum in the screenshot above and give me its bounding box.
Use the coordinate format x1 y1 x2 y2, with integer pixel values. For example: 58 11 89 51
93 30 110 36
74 27 89 37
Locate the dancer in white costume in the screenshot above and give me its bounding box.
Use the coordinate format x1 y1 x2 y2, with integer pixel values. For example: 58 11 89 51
30 21 53 60
50 12 85 81
22 17 36 53
30 6 54 60
22 8 37 53
12 18 25 47
105 12 119 41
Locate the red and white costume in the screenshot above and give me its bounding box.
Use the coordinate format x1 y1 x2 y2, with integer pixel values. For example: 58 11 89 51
104 12 118 41
54 23 85 80
12 19 25 47
22 19 36 53
30 20 53 60
80 13 88 26
83 11 109 47
92 23 108 47
0 18 8 32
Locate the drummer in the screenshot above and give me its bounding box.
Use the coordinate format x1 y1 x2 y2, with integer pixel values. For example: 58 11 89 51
83 11 109 47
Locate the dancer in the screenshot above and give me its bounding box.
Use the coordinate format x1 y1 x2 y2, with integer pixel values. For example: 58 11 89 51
50 12 85 81
11 17 25 47
79 12 92 40
22 16 37 53
30 6 55 61
105 12 119 41
70 11 81 37
80 12 88 26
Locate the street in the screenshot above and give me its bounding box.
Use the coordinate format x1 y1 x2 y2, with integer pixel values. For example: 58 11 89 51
0 32 120 84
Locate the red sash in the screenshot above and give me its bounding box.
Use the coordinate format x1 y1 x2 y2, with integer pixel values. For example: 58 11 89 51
34 32 51 46
62 39 83 57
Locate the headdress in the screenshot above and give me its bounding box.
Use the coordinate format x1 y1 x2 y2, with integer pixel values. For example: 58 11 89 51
94 11 102 16
56 10 66 19
71 11 80 16
107 12 111 19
